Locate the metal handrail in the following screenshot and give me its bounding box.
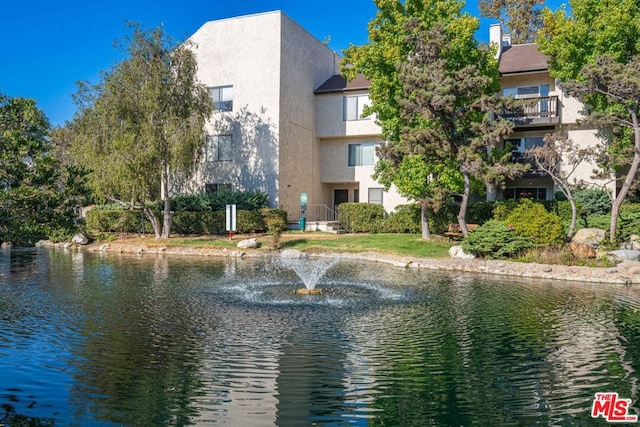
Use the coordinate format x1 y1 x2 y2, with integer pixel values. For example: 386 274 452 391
279 204 338 223
502 95 559 119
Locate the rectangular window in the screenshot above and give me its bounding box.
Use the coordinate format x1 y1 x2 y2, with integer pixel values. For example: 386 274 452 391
353 189 360 203
503 85 549 99
503 85 550 117
206 135 232 161
524 137 543 150
506 137 544 153
344 95 371 121
368 188 383 205
504 187 547 200
205 183 232 194
210 85 233 112
348 143 376 166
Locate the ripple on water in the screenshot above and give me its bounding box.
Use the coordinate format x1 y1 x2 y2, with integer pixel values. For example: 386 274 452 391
2 253 640 426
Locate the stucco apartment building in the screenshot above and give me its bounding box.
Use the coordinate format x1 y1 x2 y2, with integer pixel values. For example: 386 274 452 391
488 24 612 201
179 11 610 223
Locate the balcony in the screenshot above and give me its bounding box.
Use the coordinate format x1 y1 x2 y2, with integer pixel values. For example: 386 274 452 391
511 152 549 178
501 96 560 127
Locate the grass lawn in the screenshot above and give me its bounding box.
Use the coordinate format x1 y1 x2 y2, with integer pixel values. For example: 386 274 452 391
280 233 451 258
117 232 452 259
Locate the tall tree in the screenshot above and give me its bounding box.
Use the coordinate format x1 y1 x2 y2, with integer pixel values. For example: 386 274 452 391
538 0 640 243
342 0 471 143
0 94 86 245
395 18 525 235
342 0 520 236
479 0 545 43
70 23 212 238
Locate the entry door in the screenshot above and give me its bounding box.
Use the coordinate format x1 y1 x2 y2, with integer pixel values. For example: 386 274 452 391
334 189 349 211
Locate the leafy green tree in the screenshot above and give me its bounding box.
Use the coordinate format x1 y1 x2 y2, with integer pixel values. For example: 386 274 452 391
345 0 525 237
479 0 545 43
342 0 472 143
70 23 212 238
0 94 86 245
374 154 463 239
396 18 526 236
538 1 640 243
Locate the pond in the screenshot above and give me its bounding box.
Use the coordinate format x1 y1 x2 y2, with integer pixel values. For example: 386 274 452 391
1 248 640 426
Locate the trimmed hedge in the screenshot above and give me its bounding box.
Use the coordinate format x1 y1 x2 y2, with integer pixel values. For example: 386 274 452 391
86 209 153 233
381 204 422 233
147 191 269 212
85 208 282 235
338 203 386 233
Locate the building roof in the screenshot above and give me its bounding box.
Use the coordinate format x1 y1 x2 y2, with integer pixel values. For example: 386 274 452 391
315 73 371 93
499 43 549 75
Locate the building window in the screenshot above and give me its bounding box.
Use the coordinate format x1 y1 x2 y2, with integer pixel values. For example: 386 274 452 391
205 183 232 194
368 188 383 205
353 189 359 203
503 85 550 116
210 85 233 112
207 135 232 161
506 137 544 153
348 143 376 166
503 85 549 99
504 187 547 200
344 94 371 121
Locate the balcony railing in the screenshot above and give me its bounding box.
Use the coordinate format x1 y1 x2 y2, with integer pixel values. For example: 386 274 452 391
501 96 559 124
511 152 549 178
279 204 338 223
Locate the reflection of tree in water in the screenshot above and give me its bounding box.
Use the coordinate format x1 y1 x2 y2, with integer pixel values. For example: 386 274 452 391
173 106 279 205
66 254 228 425
343 275 638 425
1 402 55 426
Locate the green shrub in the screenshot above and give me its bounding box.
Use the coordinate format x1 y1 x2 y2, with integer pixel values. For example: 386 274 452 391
619 203 640 241
504 199 566 245
86 209 152 233
338 203 386 233
261 208 288 248
47 227 77 243
382 204 421 233
466 201 495 225
461 219 535 259
492 199 520 220
574 188 611 216
168 191 269 212
429 203 458 234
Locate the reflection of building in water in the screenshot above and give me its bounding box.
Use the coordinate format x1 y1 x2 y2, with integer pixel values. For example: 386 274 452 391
544 302 638 414
274 321 349 424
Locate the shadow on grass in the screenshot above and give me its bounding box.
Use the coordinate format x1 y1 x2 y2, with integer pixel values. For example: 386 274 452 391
281 239 311 248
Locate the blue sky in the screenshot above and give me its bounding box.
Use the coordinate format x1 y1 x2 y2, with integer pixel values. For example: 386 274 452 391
1 0 564 126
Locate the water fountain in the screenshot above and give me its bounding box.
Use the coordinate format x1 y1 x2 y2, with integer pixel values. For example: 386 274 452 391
277 249 338 295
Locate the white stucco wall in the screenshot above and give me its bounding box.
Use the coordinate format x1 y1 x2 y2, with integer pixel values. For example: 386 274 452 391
566 128 615 193
315 91 381 138
178 12 285 206
319 137 409 213
277 13 341 208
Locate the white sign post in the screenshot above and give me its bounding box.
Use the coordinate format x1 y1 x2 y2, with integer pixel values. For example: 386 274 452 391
226 204 237 239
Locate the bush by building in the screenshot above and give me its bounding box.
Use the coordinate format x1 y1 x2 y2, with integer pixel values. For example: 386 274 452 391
338 203 386 233
504 199 565 245
461 219 535 258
